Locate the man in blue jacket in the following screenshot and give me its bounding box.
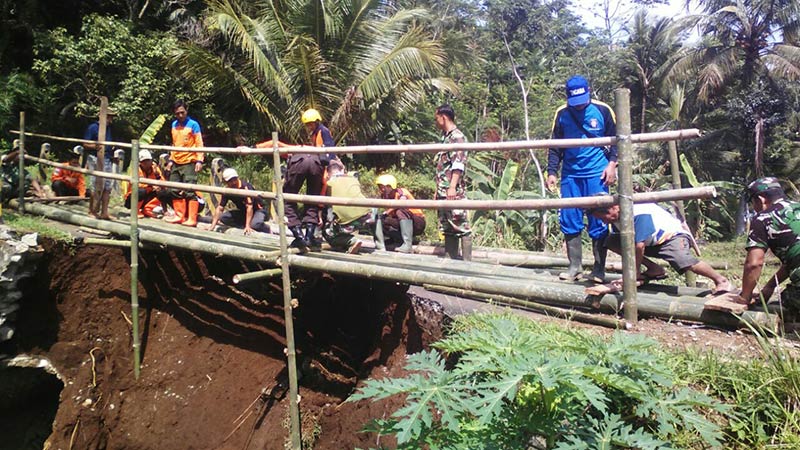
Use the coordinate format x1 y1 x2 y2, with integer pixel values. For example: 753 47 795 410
547 75 617 283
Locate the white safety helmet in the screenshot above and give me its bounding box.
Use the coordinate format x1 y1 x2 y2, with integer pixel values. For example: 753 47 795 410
222 167 239 181
139 150 153 162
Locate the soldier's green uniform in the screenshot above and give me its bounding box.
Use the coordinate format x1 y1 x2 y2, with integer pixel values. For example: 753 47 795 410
746 178 800 304
435 128 470 236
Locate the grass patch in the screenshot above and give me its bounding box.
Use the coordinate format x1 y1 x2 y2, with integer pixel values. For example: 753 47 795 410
2 210 72 242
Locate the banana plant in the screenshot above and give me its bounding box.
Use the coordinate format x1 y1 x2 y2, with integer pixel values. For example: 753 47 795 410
468 158 543 249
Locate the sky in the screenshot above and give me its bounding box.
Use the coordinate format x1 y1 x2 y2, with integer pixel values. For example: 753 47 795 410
570 0 701 34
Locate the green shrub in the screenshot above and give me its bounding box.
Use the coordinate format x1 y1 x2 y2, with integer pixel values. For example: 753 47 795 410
349 313 726 449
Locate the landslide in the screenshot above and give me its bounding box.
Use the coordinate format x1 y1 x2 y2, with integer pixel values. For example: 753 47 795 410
13 240 443 450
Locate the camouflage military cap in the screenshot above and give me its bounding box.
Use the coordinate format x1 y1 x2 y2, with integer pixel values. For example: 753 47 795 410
746 177 783 199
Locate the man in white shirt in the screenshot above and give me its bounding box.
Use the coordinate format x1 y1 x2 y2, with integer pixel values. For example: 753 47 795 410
588 202 731 293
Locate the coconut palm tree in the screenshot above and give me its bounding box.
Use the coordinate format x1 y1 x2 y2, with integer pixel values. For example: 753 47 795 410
171 0 456 143
663 0 800 176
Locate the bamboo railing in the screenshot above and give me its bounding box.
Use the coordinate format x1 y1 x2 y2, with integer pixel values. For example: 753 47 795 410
11 90 729 449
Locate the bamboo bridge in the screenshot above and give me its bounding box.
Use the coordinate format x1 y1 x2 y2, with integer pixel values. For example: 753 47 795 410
7 90 777 450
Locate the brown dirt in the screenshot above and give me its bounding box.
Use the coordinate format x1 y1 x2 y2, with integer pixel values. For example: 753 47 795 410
10 239 772 450
14 241 443 450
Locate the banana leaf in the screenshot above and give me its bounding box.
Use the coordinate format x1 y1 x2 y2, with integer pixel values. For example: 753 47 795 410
139 114 168 145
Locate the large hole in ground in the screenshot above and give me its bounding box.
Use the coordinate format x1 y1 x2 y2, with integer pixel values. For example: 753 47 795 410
7 240 444 450
0 364 63 450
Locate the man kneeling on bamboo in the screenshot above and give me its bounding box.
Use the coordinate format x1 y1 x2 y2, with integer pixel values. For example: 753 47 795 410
586 201 731 293
124 150 169 219
203 168 270 235
321 160 371 254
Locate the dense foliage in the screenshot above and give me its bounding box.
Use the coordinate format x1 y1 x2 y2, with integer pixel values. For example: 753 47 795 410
1 0 799 242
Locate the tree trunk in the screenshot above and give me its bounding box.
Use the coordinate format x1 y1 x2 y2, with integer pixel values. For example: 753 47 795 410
754 116 765 178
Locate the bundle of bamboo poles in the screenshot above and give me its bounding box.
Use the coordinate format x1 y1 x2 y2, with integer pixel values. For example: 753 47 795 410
16 201 778 331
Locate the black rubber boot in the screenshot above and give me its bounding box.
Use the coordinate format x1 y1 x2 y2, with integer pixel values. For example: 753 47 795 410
304 223 321 252
289 225 307 249
395 219 414 253
558 233 583 281
460 234 472 261
444 235 460 259
589 238 607 283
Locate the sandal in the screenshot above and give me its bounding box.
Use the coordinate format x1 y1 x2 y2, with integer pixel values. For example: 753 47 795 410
711 280 734 295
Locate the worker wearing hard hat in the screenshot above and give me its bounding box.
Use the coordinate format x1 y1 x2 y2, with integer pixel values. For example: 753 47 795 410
282 108 334 250
206 167 269 235
51 149 86 198
375 174 426 253
124 150 168 219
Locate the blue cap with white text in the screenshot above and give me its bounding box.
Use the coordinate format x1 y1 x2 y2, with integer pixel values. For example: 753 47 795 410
565 75 591 107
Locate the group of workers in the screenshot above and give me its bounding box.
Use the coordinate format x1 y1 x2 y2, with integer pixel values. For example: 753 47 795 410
5 75 798 317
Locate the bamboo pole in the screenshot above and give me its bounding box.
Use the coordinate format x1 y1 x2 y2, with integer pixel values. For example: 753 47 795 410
232 268 283 284
13 128 701 156
422 284 630 329
25 154 717 212
83 238 132 248
26 196 87 203
94 97 108 201
406 244 728 270
18 112 25 208
273 133 302 450
130 139 141 379
616 89 638 323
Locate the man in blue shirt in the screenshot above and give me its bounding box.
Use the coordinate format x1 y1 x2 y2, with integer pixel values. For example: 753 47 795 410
547 75 617 283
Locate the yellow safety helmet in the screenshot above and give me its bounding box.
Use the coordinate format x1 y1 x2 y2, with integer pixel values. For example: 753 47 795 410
301 108 322 124
375 174 397 189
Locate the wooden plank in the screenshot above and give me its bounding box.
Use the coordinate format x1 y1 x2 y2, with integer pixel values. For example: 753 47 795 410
704 294 748 314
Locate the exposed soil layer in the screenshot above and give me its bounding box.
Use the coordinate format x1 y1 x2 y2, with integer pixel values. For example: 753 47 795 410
12 241 443 450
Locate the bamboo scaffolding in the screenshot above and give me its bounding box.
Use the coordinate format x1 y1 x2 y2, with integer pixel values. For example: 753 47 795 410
422 284 629 329
285 253 777 330
12 128 701 155
233 268 283 284
18 200 777 329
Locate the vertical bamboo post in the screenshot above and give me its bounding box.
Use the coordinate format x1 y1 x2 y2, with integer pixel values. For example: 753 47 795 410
130 140 141 379
93 97 109 204
272 132 302 450
18 112 25 208
615 88 638 323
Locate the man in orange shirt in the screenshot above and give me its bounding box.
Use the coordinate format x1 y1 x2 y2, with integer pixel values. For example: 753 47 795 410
125 150 169 219
375 174 426 253
165 99 204 227
51 152 86 197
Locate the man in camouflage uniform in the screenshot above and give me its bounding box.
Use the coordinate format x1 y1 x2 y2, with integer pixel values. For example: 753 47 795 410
737 177 800 317
434 104 471 260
